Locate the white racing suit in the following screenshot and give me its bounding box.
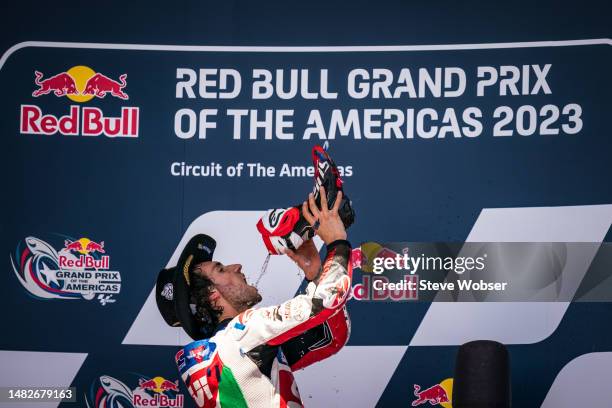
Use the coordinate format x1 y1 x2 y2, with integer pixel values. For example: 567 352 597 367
175 240 352 408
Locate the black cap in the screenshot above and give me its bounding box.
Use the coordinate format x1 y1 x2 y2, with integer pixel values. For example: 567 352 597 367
155 234 216 340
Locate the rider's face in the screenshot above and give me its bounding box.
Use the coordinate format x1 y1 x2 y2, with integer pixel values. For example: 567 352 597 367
195 261 262 312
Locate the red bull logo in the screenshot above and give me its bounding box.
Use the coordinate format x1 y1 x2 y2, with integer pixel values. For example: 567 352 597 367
138 377 180 394
412 379 453 407
135 376 183 407
64 238 105 255
21 65 139 138
61 238 109 269
32 66 129 101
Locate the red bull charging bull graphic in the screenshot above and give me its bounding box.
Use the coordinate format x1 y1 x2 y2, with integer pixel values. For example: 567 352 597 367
21 65 139 137
10 235 122 305
81 73 129 100
32 70 79 97
87 374 184 408
412 378 453 407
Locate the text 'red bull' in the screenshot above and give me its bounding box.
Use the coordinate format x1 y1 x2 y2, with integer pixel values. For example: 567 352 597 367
20 105 139 137
59 255 110 269
133 394 184 407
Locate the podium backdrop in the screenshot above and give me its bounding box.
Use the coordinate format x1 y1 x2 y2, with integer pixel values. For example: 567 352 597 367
2 1 611 407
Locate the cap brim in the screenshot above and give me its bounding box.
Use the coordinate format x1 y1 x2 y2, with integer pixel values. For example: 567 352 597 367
173 234 216 340
155 267 180 327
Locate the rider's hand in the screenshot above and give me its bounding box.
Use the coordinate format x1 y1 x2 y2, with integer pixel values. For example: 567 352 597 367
285 239 322 281
302 187 347 245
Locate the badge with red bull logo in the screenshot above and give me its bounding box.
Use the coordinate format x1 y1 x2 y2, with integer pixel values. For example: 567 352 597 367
412 378 453 407
10 234 122 305
21 65 139 138
87 374 185 408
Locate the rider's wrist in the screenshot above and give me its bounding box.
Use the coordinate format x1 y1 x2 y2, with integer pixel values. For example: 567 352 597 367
325 239 351 251
323 231 347 245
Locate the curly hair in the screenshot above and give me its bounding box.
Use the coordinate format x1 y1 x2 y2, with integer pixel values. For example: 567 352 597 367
189 266 223 337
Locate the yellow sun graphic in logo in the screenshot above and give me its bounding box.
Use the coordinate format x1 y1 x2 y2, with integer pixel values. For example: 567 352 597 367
66 65 96 102
75 238 93 254
150 376 166 393
439 377 454 408
358 242 384 273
